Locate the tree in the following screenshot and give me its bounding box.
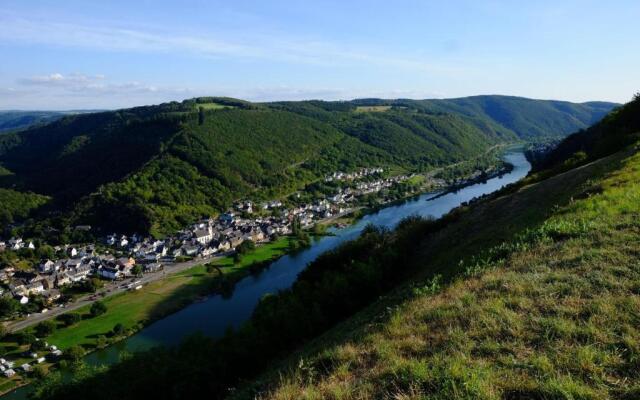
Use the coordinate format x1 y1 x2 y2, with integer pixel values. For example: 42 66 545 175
35 320 56 337
132 264 143 277
32 364 48 379
30 339 47 352
198 106 205 125
112 323 125 336
64 345 85 364
313 223 326 236
16 331 36 345
205 263 222 275
0 297 18 318
236 240 255 255
96 335 108 348
233 252 243 265
0 323 7 340
36 244 55 260
90 301 107 317
57 313 81 327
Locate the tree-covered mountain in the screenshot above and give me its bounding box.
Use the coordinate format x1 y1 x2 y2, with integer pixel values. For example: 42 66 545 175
0 96 618 236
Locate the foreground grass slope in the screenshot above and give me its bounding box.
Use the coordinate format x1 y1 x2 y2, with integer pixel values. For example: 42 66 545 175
245 144 640 400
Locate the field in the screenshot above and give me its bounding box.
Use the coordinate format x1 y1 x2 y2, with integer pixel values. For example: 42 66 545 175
240 145 640 399
354 106 393 112
197 102 235 110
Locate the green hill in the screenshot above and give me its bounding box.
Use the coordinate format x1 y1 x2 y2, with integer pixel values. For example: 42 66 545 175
0 96 618 236
26 96 639 400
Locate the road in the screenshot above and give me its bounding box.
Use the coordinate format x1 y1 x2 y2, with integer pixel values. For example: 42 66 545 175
6 254 226 333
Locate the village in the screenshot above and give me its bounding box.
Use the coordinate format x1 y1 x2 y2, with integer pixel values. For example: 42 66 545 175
0 167 429 326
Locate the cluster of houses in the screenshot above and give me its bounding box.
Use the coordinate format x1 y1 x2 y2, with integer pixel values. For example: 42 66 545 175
0 248 146 305
325 167 384 182
1 342 62 378
0 238 35 252
0 167 421 310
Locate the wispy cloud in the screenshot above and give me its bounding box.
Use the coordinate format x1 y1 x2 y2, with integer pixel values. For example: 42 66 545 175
0 11 463 75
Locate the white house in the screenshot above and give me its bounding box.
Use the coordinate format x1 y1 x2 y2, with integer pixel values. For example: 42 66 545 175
38 260 55 273
99 266 121 280
194 228 213 245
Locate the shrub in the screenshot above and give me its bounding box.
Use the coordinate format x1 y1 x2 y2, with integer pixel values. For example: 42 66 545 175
89 301 107 317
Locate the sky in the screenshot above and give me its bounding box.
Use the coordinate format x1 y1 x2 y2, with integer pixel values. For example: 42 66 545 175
0 0 638 110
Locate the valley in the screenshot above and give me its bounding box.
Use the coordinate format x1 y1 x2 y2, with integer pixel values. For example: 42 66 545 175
0 94 631 399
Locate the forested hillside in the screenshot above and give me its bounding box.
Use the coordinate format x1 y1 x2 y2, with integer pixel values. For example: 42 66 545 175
0 96 617 236
27 97 639 399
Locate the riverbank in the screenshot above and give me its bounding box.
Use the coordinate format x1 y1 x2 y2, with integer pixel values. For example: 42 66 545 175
0 236 296 395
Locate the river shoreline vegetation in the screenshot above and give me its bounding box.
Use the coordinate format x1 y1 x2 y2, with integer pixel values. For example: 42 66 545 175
19 94 640 399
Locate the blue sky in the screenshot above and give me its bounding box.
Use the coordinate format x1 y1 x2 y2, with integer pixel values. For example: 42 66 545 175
0 0 638 109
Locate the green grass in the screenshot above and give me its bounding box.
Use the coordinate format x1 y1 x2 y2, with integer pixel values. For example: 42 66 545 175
18 237 293 351
404 175 426 186
239 145 640 399
197 102 234 110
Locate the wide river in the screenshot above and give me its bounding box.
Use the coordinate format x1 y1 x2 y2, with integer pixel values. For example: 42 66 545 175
5 149 530 399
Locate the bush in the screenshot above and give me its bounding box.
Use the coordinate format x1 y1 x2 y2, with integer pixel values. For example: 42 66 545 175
30 339 47 352
89 301 107 317
64 345 85 364
0 297 19 318
112 323 125 337
57 313 81 327
236 240 255 254
35 320 57 337
16 331 36 345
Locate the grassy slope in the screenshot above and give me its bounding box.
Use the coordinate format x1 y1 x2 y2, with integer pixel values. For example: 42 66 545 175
242 144 640 400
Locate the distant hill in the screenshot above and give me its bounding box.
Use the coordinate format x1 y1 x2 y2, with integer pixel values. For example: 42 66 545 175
0 110 102 133
0 96 618 236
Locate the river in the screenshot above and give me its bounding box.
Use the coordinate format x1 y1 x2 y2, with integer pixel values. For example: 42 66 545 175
4 149 530 399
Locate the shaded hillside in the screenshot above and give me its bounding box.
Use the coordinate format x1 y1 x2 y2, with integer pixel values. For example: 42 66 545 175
423 95 617 140
538 93 640 170
0 96 617 236
0 110 103 133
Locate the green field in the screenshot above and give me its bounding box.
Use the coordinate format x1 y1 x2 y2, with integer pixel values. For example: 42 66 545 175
7 237 293 352
197 102 234 110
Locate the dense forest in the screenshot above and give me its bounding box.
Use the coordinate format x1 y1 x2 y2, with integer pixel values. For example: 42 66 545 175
0 96 617 237
27 96 638 399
